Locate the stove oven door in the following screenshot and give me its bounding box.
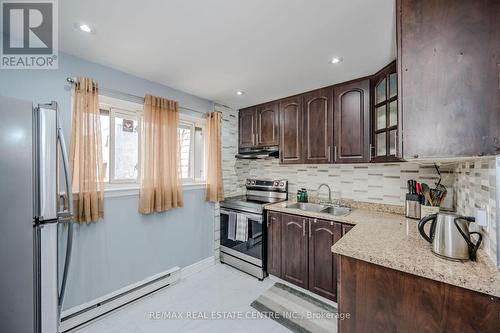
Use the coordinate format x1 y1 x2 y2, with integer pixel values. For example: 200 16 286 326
219 209 264 268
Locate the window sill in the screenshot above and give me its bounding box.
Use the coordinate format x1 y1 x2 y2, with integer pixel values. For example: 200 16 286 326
104 182 206 198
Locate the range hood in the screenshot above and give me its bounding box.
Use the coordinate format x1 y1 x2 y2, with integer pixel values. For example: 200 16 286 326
235 146 279 159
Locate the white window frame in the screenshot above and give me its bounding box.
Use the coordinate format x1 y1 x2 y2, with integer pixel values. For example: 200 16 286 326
109 107 142 184
99 96 143 187
98 96 206 193
178 113 206 184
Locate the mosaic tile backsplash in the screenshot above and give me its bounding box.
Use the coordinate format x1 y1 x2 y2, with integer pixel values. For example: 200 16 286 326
454 157 498 266
234 158 455 207
231 156 498 266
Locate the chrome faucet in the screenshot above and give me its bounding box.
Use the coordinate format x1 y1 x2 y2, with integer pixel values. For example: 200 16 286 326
317 183 332 204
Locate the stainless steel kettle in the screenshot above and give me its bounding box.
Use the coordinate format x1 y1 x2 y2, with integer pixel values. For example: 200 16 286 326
418 212 482 261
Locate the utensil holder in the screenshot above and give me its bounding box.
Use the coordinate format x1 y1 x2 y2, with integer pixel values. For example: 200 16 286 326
421 205 439 217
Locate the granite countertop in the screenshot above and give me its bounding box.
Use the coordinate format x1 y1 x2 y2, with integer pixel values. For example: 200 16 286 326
265 201 500 297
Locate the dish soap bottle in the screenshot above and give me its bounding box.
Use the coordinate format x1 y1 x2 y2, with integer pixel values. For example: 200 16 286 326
297 188 308 203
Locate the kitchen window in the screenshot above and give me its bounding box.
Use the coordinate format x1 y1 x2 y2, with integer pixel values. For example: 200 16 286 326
99 96 205 187
177 115 206 182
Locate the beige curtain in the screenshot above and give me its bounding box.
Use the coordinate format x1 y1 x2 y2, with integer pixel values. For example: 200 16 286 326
139 95 183 214
205 112 224 202
70 77 104 223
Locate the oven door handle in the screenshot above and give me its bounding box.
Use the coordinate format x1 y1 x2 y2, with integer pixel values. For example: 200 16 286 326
220 209 263 223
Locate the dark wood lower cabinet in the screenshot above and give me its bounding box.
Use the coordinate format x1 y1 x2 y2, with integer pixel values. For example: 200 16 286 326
338 255 500 333
267 212 344 301
266 212 282 277
342 224 354 236
308 219 341 301
281 214 309 289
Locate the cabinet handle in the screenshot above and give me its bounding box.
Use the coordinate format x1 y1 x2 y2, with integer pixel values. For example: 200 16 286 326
309 220 312 238
369 144 373 160
302 219 306 237
327 146 331 162
334 146 337 163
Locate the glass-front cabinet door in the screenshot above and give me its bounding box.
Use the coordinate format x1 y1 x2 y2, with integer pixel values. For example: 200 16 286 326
371 61 400 162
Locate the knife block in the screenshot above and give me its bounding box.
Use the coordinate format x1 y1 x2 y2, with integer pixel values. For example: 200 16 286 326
405 194 421 219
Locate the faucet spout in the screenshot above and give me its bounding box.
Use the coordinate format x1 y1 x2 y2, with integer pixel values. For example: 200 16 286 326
317 183 332 203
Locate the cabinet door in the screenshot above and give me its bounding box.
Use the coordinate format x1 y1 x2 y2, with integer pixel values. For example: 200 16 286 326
303 88 334 164
281 214 308 289
334 80 370 163
239 108 256 148
398 0 500 159
266 211 282 277
279 96 303 164
256 102 279 147
371 61 401 162
342 224 354 235
308 219 341 301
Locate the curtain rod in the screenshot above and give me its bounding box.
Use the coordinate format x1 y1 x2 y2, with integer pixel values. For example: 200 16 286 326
66 77 218 115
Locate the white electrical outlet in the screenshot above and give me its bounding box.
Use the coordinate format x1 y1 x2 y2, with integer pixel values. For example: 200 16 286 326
475 208 488 227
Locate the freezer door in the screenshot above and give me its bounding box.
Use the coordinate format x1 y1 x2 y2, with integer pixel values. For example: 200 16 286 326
34 104 58 221
39 223 59 333
0 95 35 333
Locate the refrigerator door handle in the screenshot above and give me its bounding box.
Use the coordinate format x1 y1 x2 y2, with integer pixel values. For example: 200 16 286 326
56 108 74 315
57 126 73 219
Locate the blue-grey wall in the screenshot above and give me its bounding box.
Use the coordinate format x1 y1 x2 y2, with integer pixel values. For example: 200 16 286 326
0 53 215 309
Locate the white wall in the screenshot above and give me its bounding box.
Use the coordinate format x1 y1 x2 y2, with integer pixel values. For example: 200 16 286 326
0 53 216 309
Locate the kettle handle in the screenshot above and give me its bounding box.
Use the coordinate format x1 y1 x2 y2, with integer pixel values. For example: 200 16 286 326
418 214 437 243
468 232 483 261
454 217 482 261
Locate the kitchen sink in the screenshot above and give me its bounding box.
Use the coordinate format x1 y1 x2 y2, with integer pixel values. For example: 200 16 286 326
320 206 352 216
286 202 352 216
286 202 327 212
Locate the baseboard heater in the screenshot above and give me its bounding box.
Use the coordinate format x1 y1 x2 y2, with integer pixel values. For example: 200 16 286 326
59 266 181 332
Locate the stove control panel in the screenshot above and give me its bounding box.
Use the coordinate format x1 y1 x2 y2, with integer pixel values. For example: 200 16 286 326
246 179 288 192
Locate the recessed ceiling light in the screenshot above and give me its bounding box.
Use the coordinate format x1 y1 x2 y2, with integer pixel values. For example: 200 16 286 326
79 24 93 33
236 91 244 96
330 57 343 64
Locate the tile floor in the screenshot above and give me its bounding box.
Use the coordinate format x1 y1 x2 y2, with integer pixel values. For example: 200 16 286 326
73 263 292 333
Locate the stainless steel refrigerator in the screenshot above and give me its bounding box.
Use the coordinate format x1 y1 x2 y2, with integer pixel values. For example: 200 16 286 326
0 95 74 333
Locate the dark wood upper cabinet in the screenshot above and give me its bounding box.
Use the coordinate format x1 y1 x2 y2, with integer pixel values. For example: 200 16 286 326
397 0 500 159
238 103 279 149
238 107 256 148
303 88 334 164
370 61 401 162
334 79 370 163
256 102 279 147
281 213 308 289
279 96 304 164
266 211 282 277
308 219 341 301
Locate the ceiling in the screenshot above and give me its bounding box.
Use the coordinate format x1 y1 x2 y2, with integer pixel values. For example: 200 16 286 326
59 0 396 108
